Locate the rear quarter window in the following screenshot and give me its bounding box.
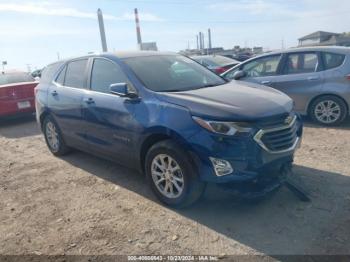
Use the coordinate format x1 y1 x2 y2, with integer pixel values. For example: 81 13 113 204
40 62 65 85
322 52 345 70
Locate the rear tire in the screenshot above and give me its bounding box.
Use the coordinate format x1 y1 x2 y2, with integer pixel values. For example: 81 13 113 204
309 95 347 126
145 140 206 208
43 115 70 156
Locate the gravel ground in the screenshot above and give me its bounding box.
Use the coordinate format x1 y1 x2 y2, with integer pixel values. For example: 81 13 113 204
0 116 350 257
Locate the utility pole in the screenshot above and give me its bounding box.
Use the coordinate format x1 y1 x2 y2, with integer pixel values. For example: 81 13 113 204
26 64 32 73
97 8 108 52
2 61 7 72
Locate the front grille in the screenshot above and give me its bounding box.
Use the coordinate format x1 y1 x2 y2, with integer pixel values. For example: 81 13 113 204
256 112 295 129
254 115 299 153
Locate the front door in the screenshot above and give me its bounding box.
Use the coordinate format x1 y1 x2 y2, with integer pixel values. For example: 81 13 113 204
237 54 283 88
83 58 139 164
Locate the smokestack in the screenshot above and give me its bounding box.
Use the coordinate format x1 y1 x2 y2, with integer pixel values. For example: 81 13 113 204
196 35 199 50
97 8 108 52
200 32 205 50
199 32 203 50
134 8 142 50
208 28 212 50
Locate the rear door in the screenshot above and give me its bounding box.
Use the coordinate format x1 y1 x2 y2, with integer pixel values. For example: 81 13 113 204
273 52 324 113
48 58 89 148
83 57 138 163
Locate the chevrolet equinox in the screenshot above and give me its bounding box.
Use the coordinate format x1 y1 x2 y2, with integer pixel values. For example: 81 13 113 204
35 51 303 207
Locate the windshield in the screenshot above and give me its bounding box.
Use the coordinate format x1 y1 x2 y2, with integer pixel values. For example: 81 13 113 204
122 55 226 92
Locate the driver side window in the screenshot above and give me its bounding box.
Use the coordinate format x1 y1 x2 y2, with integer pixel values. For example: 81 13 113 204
90 58 134 94
242 55 281 77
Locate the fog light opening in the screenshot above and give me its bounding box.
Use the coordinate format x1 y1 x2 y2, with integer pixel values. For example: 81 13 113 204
209 157 233 176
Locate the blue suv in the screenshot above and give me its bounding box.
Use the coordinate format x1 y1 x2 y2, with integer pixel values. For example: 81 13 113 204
35 51 303 207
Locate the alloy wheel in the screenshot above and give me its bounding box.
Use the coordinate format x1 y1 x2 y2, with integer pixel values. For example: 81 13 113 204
151 154 184 198
46 121 60 152
314 100 341 124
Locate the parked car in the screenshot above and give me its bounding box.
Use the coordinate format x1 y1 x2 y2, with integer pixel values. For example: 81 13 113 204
36 51 303 207
191 55 240 74
0 71 37 118
222 46 350 126
31 69 42 78
223 53 252 62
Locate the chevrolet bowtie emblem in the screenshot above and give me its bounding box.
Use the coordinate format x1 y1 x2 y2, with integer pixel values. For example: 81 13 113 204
285 116 293 125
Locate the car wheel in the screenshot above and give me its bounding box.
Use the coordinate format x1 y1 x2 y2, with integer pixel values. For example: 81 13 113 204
43 115 70 156
145 140 206 208
309 95 347 126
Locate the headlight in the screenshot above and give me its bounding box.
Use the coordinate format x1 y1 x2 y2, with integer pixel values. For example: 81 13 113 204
192 116 252 136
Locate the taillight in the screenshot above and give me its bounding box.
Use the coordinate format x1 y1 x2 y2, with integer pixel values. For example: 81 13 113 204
346 74 350 81
215 67 227 74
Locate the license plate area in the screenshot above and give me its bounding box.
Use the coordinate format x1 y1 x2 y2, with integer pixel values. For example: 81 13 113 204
17 101 31 109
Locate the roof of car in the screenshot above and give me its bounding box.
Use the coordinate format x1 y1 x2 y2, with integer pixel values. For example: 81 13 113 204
260 46 350 57
47 51 178 67
112 51 176 58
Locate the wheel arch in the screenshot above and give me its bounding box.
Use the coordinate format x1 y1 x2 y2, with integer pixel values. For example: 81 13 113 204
39 110 51 131
139 127 194 173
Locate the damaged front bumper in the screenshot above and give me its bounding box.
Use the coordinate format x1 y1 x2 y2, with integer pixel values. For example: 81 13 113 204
217 161 293 199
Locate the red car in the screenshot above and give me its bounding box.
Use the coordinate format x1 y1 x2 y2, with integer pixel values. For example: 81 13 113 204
0 71 38 118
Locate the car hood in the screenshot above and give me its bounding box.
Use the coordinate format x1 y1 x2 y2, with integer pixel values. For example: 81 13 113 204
156 81 293 121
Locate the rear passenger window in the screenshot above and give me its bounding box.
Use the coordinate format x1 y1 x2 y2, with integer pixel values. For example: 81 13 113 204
64 59 88 88
322 52 345 70
284 53 318 74
90 59 129 93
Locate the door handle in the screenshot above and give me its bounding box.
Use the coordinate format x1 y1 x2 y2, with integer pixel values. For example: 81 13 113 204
261 80 272 85
83 97 95 104
51 90 58 96
308 76 319 81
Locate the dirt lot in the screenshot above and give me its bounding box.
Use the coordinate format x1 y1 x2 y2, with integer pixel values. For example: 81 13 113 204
0 116 350 257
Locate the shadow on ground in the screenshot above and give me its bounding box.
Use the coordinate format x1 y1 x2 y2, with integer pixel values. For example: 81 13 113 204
62 150 350 255
0 115 40 138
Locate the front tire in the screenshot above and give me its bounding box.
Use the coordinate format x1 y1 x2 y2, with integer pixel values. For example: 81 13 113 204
43 115 70 156
309 95 347 126
145 140 205 208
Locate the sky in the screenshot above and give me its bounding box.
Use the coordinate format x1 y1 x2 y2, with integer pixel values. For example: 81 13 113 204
1 0 350 71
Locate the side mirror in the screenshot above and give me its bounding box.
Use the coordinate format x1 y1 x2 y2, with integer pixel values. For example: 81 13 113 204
109 83 138 99
233 70 246 80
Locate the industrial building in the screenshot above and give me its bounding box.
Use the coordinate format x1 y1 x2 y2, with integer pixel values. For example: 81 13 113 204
298 31 350 47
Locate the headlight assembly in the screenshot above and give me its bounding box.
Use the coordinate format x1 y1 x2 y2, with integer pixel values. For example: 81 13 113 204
192 116 252 136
